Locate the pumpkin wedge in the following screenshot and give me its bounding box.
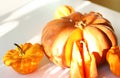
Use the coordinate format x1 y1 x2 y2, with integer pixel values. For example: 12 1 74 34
70 42 84 78
63 28 83 67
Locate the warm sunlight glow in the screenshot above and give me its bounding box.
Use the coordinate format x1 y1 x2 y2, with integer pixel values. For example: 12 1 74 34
0 21 19 37
2 0 58 23
76 1 91 11
27 34 41 43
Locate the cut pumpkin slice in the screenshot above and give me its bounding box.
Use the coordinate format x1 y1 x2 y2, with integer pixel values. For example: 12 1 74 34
63 28 83 67
70 41 98 78
82 41 98 78
70 42 84 78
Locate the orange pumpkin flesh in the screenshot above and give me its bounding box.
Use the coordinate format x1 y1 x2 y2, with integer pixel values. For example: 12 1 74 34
63 28 83 67
70 42 84 78
42 18 75 67
41 11 118 77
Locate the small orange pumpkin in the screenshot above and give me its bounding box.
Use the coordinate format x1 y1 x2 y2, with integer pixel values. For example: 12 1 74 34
3 43 44 74
54 5 75 19
106 46 120 77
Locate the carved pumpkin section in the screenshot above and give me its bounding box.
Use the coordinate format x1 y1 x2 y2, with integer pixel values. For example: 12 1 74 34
41 11 118 77
41 11 117 67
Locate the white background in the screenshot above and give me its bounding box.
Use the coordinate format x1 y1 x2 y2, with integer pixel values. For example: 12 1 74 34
0 0 32 16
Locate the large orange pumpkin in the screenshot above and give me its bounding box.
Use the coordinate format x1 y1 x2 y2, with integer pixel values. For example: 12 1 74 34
41 12 117 67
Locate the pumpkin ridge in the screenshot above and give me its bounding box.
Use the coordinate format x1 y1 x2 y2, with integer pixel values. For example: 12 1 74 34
83 26 112 62
91 25 117 46
41 11 118 69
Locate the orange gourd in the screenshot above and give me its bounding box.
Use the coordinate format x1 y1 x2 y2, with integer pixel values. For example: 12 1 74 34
54 5 75 19
3 43 44 74
106 46 120 77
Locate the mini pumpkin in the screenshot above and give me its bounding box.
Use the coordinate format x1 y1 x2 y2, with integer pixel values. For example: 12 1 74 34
106 46 120 77
2 43 44 74
54 5 75 19
41 11 117 77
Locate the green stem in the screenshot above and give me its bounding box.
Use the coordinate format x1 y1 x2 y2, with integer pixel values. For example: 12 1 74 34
14 43 24 56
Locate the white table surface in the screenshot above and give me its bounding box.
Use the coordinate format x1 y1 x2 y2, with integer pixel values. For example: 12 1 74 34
0 0 32 16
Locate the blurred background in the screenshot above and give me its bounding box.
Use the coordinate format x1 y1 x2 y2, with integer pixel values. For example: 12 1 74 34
90 0 120 13
0 0 32 16
0 0 120 17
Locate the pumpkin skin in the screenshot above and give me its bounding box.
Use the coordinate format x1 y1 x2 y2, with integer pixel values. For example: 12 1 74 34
106 46 120 77
41 11 117 67
54 5 75 19
3 43 44 74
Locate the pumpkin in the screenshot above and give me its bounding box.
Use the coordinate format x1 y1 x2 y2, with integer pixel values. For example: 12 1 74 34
2 43 44 74
54 5 75 19
106 46 120 77
41 11 117 67
41 11 118 77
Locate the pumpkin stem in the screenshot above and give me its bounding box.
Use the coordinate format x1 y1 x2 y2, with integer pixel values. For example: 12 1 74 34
14 43 24 56
75 21 86 29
